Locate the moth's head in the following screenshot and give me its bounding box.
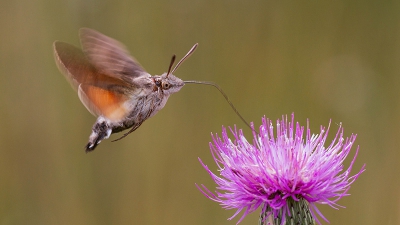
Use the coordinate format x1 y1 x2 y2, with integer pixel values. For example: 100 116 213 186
155 73 185 95
155 43 197 95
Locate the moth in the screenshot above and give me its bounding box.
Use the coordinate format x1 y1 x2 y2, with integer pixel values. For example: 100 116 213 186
54 28 250 152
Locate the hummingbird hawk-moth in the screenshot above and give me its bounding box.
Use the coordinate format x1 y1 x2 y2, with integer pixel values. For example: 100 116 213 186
54 28 250 152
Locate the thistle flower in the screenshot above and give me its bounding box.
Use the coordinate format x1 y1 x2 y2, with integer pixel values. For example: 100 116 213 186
197 114 365 225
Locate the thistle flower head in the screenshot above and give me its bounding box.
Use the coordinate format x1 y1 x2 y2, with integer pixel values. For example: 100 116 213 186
197 114 365 224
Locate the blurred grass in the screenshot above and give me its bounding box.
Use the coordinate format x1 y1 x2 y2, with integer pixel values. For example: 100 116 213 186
1 0 399 224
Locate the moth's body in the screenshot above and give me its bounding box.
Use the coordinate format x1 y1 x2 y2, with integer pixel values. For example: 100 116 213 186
53 28 189 151
86 73 184 150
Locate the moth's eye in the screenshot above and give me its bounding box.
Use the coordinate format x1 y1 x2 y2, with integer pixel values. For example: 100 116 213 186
155 80 162 87
162 82 171 90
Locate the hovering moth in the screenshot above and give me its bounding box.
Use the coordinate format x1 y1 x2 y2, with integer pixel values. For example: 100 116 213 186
54 28 200 152
54 28 250 152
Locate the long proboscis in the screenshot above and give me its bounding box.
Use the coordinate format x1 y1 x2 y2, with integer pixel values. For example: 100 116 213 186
184 80 255 133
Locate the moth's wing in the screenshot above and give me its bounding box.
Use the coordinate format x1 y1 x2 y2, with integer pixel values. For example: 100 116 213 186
53 41 135 122
77 84 131 121
79 28 147 82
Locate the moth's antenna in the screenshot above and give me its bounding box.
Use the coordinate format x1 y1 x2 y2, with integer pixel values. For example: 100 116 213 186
171 43 198 74
184 80 255 133
166 55 176 78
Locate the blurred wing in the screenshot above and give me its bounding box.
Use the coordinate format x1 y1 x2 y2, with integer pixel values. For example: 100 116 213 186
78 84 130 121
79 28 147 82
53 41 132 122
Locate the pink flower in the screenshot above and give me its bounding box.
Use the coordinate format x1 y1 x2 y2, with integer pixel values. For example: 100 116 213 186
197 114 365 224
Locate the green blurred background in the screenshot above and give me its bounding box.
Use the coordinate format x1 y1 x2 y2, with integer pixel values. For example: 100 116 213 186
0 0 398 224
